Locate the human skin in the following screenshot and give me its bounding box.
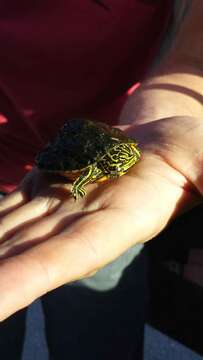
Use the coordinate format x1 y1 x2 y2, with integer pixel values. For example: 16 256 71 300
0 1 202 320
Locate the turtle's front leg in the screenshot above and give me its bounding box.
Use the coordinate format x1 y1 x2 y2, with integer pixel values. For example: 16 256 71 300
71 165 96 200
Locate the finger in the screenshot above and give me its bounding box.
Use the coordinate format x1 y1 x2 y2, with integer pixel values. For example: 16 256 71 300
0 190 28 217
0 208 131 320
0 168 36 217
0 208 87 258
0 195 62 242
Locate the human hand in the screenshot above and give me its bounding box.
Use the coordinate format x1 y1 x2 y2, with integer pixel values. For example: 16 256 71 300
0 116 202 320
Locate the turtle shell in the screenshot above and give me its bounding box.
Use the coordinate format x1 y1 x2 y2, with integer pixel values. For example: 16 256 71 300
35 118 135 172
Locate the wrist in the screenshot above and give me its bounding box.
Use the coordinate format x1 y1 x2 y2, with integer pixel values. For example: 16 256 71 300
119 64 203 126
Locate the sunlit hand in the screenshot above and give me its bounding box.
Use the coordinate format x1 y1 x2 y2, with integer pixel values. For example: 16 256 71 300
0 116 202 320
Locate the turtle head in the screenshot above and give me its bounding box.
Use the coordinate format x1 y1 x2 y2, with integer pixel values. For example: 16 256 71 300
100 142 141 176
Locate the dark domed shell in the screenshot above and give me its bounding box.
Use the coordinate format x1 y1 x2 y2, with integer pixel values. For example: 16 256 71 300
35 119 130 171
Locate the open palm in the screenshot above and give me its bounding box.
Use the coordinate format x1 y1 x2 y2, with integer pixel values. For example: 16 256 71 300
0 116 202 320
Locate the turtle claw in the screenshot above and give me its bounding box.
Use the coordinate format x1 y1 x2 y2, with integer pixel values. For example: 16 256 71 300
71 185 86 200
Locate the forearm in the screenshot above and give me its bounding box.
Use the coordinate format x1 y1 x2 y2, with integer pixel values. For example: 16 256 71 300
120 0 203 125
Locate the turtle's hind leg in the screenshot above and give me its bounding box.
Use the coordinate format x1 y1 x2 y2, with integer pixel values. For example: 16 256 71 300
71 165 100 200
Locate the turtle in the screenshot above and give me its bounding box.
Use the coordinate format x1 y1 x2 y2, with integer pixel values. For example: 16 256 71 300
35 118 141 199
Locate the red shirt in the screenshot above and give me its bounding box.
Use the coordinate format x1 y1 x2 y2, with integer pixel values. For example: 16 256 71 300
0 0 171 192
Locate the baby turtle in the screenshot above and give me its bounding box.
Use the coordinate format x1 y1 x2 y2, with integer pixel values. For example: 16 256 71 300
35 119 141 199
